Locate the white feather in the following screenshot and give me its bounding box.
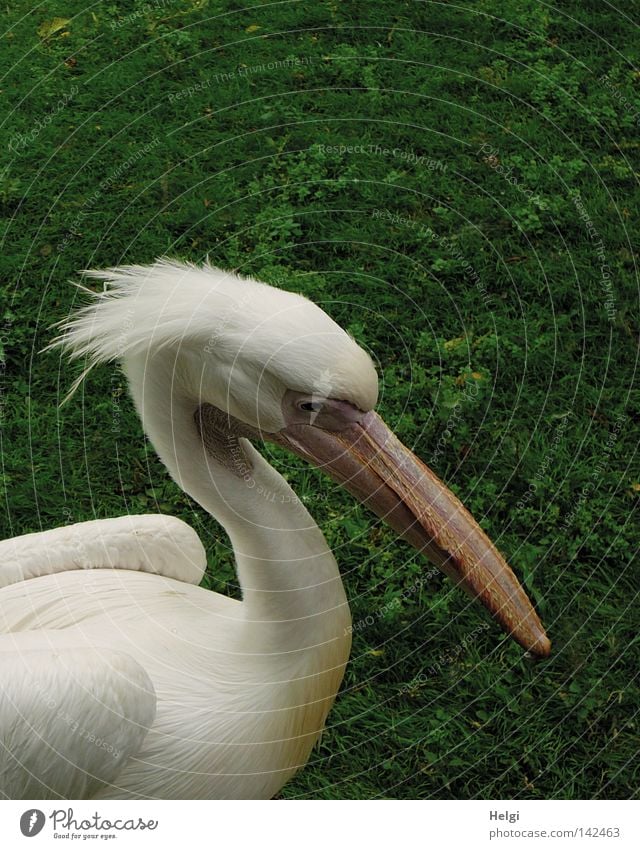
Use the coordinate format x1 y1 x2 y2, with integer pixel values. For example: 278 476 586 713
48 259 378 416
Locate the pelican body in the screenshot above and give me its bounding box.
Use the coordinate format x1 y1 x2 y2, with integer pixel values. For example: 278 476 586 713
0 261 549 799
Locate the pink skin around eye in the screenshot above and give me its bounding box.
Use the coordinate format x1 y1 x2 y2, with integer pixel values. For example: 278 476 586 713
281 389 366 432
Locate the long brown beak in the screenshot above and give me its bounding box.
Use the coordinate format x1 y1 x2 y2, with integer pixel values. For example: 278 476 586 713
273 410 550 657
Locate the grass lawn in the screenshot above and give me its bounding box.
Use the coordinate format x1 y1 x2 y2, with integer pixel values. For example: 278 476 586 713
1 0 638 799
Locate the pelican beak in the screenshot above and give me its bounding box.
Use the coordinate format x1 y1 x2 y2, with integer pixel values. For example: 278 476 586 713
274 409 550 657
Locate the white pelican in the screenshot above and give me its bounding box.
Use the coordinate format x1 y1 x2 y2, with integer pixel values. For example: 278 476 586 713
0 260 549 800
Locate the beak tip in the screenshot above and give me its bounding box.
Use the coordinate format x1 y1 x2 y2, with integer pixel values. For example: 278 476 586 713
523 629 552 658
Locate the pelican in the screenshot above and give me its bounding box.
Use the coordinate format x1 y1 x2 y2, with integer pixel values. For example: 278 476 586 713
0 260 549 800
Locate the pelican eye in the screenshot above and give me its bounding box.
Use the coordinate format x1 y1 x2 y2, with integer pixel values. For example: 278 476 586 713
299 401 323 413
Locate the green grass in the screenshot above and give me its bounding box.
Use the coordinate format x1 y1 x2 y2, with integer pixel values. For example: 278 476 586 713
1 0 639 799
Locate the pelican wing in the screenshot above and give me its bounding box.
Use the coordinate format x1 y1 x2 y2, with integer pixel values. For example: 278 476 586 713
0 514 206 589
0 640 156 799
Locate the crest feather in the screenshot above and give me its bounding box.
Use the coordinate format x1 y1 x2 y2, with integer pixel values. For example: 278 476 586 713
47 259 378 410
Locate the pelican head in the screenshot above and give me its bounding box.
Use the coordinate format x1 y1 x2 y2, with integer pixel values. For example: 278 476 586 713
55 259 550 657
